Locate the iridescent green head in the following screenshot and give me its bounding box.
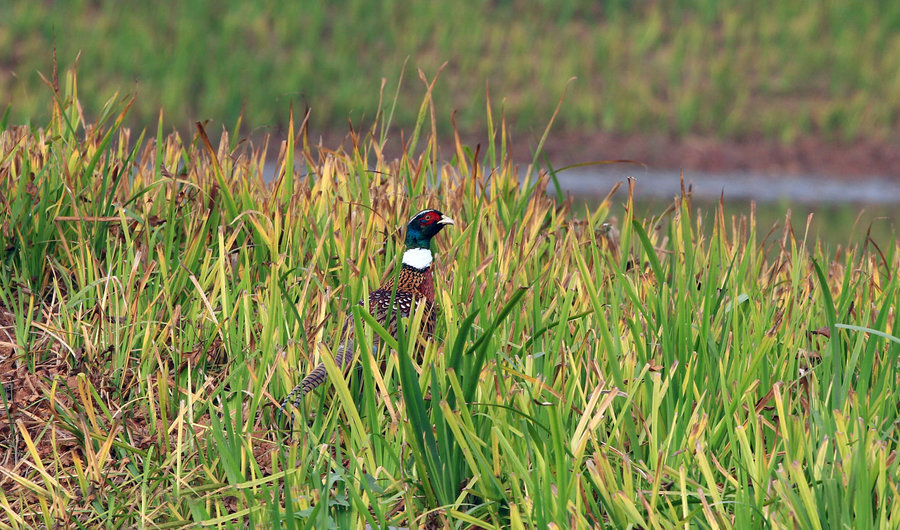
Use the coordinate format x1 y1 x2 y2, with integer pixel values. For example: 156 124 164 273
404 209 454 250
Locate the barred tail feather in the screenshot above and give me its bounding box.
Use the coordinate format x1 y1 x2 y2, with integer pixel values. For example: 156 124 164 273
278 342 355 433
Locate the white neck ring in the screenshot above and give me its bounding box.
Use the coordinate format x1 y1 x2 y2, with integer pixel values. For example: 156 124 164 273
402 248 433 269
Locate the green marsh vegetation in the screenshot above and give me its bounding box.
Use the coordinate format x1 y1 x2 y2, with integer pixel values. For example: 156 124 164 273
600 198 900 253
1 71 899 528
4 0 899 142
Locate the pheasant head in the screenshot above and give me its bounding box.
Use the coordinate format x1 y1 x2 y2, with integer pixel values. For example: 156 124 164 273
402 209 454 270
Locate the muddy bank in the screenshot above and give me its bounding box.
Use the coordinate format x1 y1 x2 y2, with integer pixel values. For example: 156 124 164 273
538 131 900 180
299 128 899 180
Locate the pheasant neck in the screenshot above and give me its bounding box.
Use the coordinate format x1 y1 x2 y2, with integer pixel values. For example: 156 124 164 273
401 248 433 270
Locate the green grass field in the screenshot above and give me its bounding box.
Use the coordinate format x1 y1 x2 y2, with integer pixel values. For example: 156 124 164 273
3 0 900 143
1 73 899 528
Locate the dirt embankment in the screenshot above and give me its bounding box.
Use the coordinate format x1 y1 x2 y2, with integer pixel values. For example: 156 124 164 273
539 132 900 179
303 128 899 179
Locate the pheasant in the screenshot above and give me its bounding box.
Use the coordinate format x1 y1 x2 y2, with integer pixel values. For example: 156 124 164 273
279 209 455 431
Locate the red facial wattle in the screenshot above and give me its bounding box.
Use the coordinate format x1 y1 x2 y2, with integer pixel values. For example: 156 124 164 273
420 212 440 225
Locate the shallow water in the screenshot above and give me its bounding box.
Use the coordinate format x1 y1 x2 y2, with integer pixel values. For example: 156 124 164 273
558 167 900 204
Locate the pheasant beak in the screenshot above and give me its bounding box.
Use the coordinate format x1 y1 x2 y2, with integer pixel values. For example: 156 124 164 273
437 215 455 226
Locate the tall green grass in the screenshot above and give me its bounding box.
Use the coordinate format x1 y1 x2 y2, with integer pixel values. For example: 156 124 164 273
1 71 898 528
3 1 900 142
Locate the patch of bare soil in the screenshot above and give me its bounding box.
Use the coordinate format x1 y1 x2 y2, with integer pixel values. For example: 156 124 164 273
538 131 900 179
301 128 900 179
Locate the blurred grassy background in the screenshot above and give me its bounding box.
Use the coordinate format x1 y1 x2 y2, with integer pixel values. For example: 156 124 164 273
3 0 899 143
